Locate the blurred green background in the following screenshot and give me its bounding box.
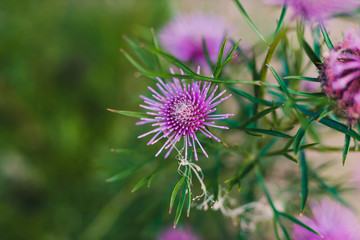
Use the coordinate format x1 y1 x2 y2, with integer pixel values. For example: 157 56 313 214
0 0 182 239
0 1 243 239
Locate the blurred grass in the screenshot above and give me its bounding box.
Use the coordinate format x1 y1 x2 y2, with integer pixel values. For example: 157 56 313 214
0 0 173 239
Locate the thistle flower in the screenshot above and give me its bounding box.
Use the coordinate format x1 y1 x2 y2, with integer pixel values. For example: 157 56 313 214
263 0 360 21
293 199 360 239
158 226 200 240
159 13 231 66
320 28 360 123
137 68 233 160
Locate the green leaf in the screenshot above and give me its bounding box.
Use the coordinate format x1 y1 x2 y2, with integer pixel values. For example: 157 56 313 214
106 166 139 183
319 21 334 50
213 37 228 78
282 153 298 163
267 64 290 98
273 216 281 240
202 38 215 71
283 76 319 82
278 212 323 238
107 109 148 119
223 39 241 65
245 128 293 139
343 134 351 166
169 176 185 214
225 160 256 192
186 186 192 217
233 0 269 45
310 169 350 207
123 36 154 70
238 104 284 128
299 150 308 213
256 167 277 212
296 24 322 68
144 46 196 75
293 127 306 154
296 105 360 141
150 28 163 71
174 183 187 228
228 86 275 106
120 48 150 74
146 72 259 85
131 177 149 192
274 5 287 36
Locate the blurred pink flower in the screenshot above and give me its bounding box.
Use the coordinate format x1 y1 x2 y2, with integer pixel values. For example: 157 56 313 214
158 226 201 240
293 199 360 240
263 0 360 21
159 13 232 66
320 28 360 124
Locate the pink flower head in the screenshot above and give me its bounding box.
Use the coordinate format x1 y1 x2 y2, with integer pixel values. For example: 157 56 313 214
158 226 200 240
159 13 232 66
293 199 360 240
137 68 233 160
264 0 360 21
321 28 360 123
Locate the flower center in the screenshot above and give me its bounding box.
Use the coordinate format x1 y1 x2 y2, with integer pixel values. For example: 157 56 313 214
172 99 195 122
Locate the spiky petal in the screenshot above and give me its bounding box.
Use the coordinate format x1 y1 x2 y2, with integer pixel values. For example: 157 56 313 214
320 28 360 124
137 69 233 160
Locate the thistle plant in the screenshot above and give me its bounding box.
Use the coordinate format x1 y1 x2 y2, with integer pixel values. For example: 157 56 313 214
108 1 360 239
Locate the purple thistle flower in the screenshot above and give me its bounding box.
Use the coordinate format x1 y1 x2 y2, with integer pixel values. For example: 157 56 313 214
158 226 200 240
137 68 233 160
320 28 360 123
263 0 360 21
159 13 232 66
293 199 360 240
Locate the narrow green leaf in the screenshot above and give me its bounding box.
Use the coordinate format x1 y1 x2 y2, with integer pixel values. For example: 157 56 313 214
256 167 277 213
120 49 150 74
278 212 323 238
107 109 148 119
202 38 215 71
144 46 196 75
273 216 281 240
213 37 228 78
296 24 322 68
174 183 187 228
293 127 306 154
319 21 334 50
343 134 351 166
150 28 163 71
233 0 269 45
228 86 275 106
283 153 298 163
131 177 149 192
123 36 154 70
226 160 256 192
186 186 192 217
283 76 320 82
238 104 284 129
310 169 349 207
145 71 259 85
223 39 241 65
296 105 360 141
274 5 287 36
267 65 291 99
245 128 293 139
169 176 185 214
299 150 308 212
